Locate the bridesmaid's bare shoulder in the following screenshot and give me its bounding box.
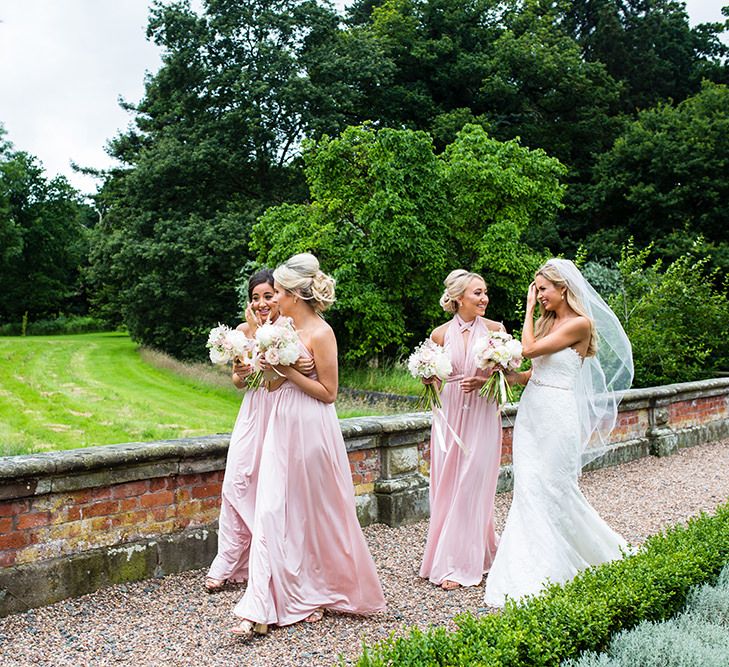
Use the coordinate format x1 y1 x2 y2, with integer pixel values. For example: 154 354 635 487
236 322 251 336
482 317 506 332
430 321 450 346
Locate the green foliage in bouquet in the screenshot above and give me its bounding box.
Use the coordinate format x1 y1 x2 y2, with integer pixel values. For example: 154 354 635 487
609 240 729 388
352 502 729 666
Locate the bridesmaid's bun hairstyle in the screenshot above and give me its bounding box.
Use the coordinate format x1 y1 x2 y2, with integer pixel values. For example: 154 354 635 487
273 253 336 313
440 269 486 313
247 268 275 300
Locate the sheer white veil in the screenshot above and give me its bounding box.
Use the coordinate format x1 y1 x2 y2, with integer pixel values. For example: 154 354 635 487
544 259 634 470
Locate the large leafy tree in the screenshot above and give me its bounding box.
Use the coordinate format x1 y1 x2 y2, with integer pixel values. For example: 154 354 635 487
582 81 729 271
0 127 92 323
561 0 729 113
252 124 564 360
89 0 382 358
346 0 622 172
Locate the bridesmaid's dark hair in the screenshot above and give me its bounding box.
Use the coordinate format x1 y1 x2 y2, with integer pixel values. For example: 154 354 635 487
247 268 275 299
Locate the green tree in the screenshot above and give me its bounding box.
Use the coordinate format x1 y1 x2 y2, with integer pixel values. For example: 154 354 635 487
347 0 623 172
89 0 379 358
610 241 729 387
583 81 729 270
561 0 729 112
0 129 91 323
251 124 564 360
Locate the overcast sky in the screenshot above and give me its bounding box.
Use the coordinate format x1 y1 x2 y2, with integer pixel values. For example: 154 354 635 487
0 0 725 195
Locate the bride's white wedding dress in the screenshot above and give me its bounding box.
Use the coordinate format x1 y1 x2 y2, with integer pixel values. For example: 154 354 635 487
484 347 627 607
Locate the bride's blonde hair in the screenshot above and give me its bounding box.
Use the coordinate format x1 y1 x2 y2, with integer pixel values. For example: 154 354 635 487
273 253 336 313
439 269 486 314
533 262 598 357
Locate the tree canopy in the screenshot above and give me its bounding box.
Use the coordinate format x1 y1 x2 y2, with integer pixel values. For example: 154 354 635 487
0 126 92 323
252 124 564 360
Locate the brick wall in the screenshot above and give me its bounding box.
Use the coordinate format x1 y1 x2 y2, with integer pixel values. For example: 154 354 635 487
1 377 728 616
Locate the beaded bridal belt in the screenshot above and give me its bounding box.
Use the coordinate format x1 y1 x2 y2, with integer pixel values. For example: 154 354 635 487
530 377 572 391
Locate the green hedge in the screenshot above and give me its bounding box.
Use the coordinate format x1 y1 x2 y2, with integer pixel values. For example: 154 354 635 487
566 562 729 666
354 503 729 666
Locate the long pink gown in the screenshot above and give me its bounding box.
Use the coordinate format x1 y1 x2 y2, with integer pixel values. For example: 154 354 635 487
207 387 273 583
419 315 503 587
233 345 386 626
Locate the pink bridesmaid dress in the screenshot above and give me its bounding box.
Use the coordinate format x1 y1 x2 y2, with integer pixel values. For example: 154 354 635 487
233 345 386 626
207 387 274 583
419 315 503 587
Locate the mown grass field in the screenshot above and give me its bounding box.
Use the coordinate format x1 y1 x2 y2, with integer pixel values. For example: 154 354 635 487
0 333 405 457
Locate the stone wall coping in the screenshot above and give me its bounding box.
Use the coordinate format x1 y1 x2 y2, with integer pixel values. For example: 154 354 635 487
1 376 726 485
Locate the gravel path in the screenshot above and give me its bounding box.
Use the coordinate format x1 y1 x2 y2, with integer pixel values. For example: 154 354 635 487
2 440 728 667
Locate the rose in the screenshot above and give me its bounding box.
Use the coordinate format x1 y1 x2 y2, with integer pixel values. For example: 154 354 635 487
264 348 281 366
209 347 229 365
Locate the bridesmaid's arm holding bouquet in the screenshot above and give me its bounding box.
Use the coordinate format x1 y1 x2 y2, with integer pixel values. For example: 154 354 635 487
231 323 253 389
272 326 338 404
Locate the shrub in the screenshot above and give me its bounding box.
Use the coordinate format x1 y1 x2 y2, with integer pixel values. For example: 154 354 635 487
566 563 729 666
608 240 729 388
354 503 729 666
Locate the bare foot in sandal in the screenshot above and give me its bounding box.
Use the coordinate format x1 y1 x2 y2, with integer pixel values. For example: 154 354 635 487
441 580 461 591
205 576 226 593
304 608 324 623
230 619 268 640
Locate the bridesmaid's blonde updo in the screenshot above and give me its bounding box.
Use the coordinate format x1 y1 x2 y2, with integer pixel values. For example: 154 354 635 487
273 253 336 313
439 269 486 314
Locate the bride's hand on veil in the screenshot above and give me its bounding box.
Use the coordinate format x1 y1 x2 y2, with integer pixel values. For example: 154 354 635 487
526 281 538 313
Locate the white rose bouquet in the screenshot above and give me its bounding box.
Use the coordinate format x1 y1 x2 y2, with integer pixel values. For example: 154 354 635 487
473 330 522 406
206 324 254 364
252 316 301 382
407 338 452 410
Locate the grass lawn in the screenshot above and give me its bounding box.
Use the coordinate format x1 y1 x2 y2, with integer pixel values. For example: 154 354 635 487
0 332 405 456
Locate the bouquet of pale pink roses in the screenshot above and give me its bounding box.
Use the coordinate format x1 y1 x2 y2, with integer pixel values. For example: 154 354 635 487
206 324 253 365
473 330 522 406
407 338 452 410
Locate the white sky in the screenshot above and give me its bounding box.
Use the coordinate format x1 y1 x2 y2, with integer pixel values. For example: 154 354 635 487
0 0 725 195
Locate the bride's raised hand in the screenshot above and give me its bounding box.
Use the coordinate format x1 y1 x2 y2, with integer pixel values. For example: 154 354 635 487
526 281 538 313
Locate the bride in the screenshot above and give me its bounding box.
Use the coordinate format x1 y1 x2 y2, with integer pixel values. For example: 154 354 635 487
484 259 633 607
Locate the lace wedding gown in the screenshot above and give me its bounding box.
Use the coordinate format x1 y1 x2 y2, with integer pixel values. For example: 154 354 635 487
484 347 627 607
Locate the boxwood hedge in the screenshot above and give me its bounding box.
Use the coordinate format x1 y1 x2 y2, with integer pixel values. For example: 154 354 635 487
354 502 729 666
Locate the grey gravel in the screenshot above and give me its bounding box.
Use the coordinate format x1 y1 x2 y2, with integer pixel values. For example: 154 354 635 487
2 440 728 667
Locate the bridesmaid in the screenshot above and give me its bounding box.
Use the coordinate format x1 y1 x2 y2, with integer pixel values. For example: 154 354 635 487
230 253 386 639
205 269 313 592
419 269 504 590
205 269 279 592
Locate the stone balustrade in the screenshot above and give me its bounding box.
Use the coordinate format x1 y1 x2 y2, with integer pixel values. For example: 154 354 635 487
0 377 727 616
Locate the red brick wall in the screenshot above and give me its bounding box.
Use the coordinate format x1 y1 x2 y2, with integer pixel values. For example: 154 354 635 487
2 383 728 575
669 395 729 429
0 471 224 569
349 448 381 496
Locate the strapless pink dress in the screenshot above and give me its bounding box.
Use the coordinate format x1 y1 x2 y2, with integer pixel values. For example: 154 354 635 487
233 345 386 625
